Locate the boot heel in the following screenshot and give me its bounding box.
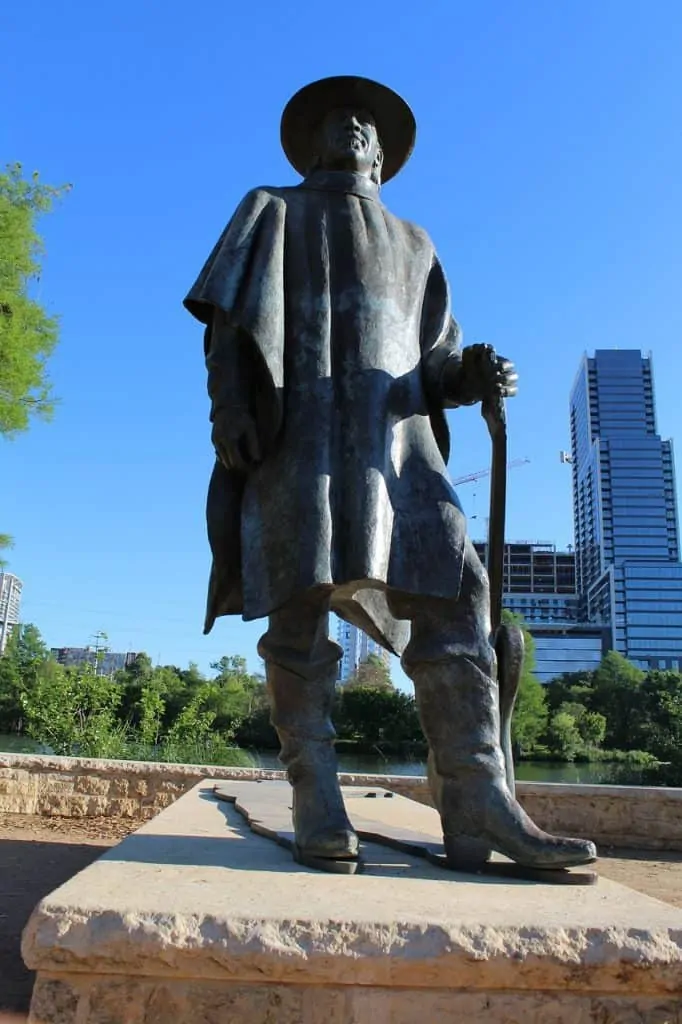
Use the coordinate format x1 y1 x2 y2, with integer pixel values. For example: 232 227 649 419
444 833 492 870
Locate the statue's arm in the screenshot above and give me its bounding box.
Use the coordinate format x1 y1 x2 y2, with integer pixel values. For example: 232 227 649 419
421 258 517 410
187 188 285 471
205 309 261 472
205 308 249 414
422 319 469 410
420 256 470 409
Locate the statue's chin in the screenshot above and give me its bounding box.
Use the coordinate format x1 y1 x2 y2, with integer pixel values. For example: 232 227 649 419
330 162 370 178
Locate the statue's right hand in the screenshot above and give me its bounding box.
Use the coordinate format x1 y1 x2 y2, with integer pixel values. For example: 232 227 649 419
211 407 262 473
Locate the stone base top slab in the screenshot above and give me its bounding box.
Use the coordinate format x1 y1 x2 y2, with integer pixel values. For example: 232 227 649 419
216 779 598 883
21 781 682 1021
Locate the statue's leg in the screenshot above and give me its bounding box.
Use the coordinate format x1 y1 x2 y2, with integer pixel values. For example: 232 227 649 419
400 541 597 871
258 590 358 861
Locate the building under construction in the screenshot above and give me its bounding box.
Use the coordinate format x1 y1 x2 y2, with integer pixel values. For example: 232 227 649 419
472 541 606 681
473 540 578 625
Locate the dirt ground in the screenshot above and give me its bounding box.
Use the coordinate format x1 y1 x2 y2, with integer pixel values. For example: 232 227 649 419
1 814 681 1017
596 847 682 908
0 815 135 1015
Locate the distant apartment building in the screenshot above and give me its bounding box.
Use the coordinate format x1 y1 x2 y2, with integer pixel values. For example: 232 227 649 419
50 647 139 677
0 572 22 654
473 542 604 682
336 620 390 682
570 350 682 670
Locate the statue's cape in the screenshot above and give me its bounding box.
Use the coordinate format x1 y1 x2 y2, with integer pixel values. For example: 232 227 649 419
185 174 466 656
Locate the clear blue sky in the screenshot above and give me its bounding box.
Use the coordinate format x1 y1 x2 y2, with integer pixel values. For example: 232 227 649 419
3 0 682 681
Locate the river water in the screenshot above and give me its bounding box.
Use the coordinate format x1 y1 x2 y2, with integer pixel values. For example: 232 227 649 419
0 734 650 786
252 752 648 786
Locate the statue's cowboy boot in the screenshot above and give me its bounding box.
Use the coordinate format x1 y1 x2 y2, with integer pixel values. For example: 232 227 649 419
266 662 359 862
409 656 597 870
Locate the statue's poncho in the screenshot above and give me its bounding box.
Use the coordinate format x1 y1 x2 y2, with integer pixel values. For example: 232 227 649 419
185 170 468 655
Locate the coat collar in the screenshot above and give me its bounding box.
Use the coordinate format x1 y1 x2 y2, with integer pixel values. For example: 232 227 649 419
298 169 381 202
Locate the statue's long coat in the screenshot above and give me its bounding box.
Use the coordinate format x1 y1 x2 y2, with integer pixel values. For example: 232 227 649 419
185 170 468 656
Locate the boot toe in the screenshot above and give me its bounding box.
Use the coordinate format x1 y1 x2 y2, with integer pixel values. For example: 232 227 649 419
515 837 597 870
440 778 599 871
300 828 359 860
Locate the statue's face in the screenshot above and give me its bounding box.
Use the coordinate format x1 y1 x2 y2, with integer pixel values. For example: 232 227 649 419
316 108 383 180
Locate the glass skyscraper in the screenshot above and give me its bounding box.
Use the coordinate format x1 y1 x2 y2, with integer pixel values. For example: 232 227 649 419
569 350 682 669
336 620 390 682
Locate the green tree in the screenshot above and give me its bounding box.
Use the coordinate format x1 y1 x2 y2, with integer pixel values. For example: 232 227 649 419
159 683 252 767
0 163 70 437
581 709 607 748
1 624 257 766
345 653 393 690
544 670 595 712
137 684 166 747
0 640 25 733
115 653 156 726
1 164 70 553
556 701 607 751
152 662 207 726
179 661 206 688
211 655 249 678
3 622 50 673
0 623 53 732
125 653 154 681
116 659 189 731
21 660 125 758
500 610 548 756
512 671 548 756
635 671 682 760
209 655 268 723
0 533 13 569
335 687 422 752
590 651 644 750
233 703 278 750
547 709 584 761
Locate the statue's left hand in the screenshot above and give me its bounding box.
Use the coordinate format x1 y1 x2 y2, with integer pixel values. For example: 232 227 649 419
443 344 518 407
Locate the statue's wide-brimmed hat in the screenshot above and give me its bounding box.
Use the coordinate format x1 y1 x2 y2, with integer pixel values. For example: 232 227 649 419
281 76 416 183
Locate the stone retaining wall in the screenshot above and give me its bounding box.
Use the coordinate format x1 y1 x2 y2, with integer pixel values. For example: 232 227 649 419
1 752 681 851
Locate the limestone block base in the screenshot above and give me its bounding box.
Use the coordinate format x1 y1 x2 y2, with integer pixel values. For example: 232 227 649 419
27 974 682 1024
22 782 682 1024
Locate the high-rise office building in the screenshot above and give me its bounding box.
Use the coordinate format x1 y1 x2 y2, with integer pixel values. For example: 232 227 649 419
336 620 390 682
569 350 682 669
0 572 22 654
473 541 605 682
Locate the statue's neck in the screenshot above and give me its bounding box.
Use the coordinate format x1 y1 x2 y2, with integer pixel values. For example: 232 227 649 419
299 169 380 202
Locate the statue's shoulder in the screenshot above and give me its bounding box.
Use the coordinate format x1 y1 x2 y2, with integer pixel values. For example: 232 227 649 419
238 185 294 208
223 187 290 223
387 210 436 257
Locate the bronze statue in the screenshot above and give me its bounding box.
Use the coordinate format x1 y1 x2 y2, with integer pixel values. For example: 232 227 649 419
185 76 596 873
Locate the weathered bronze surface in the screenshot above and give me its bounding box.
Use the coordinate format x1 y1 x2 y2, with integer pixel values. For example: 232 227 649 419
185 76 596 874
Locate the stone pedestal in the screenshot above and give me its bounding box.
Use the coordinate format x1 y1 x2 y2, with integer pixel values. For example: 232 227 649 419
22 781 682 1023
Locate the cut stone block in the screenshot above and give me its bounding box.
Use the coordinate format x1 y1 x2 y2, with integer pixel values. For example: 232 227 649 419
22 781 682 1023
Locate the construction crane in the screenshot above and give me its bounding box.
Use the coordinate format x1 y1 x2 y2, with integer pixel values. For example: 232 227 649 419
453 458 530 527
452 457 530 487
